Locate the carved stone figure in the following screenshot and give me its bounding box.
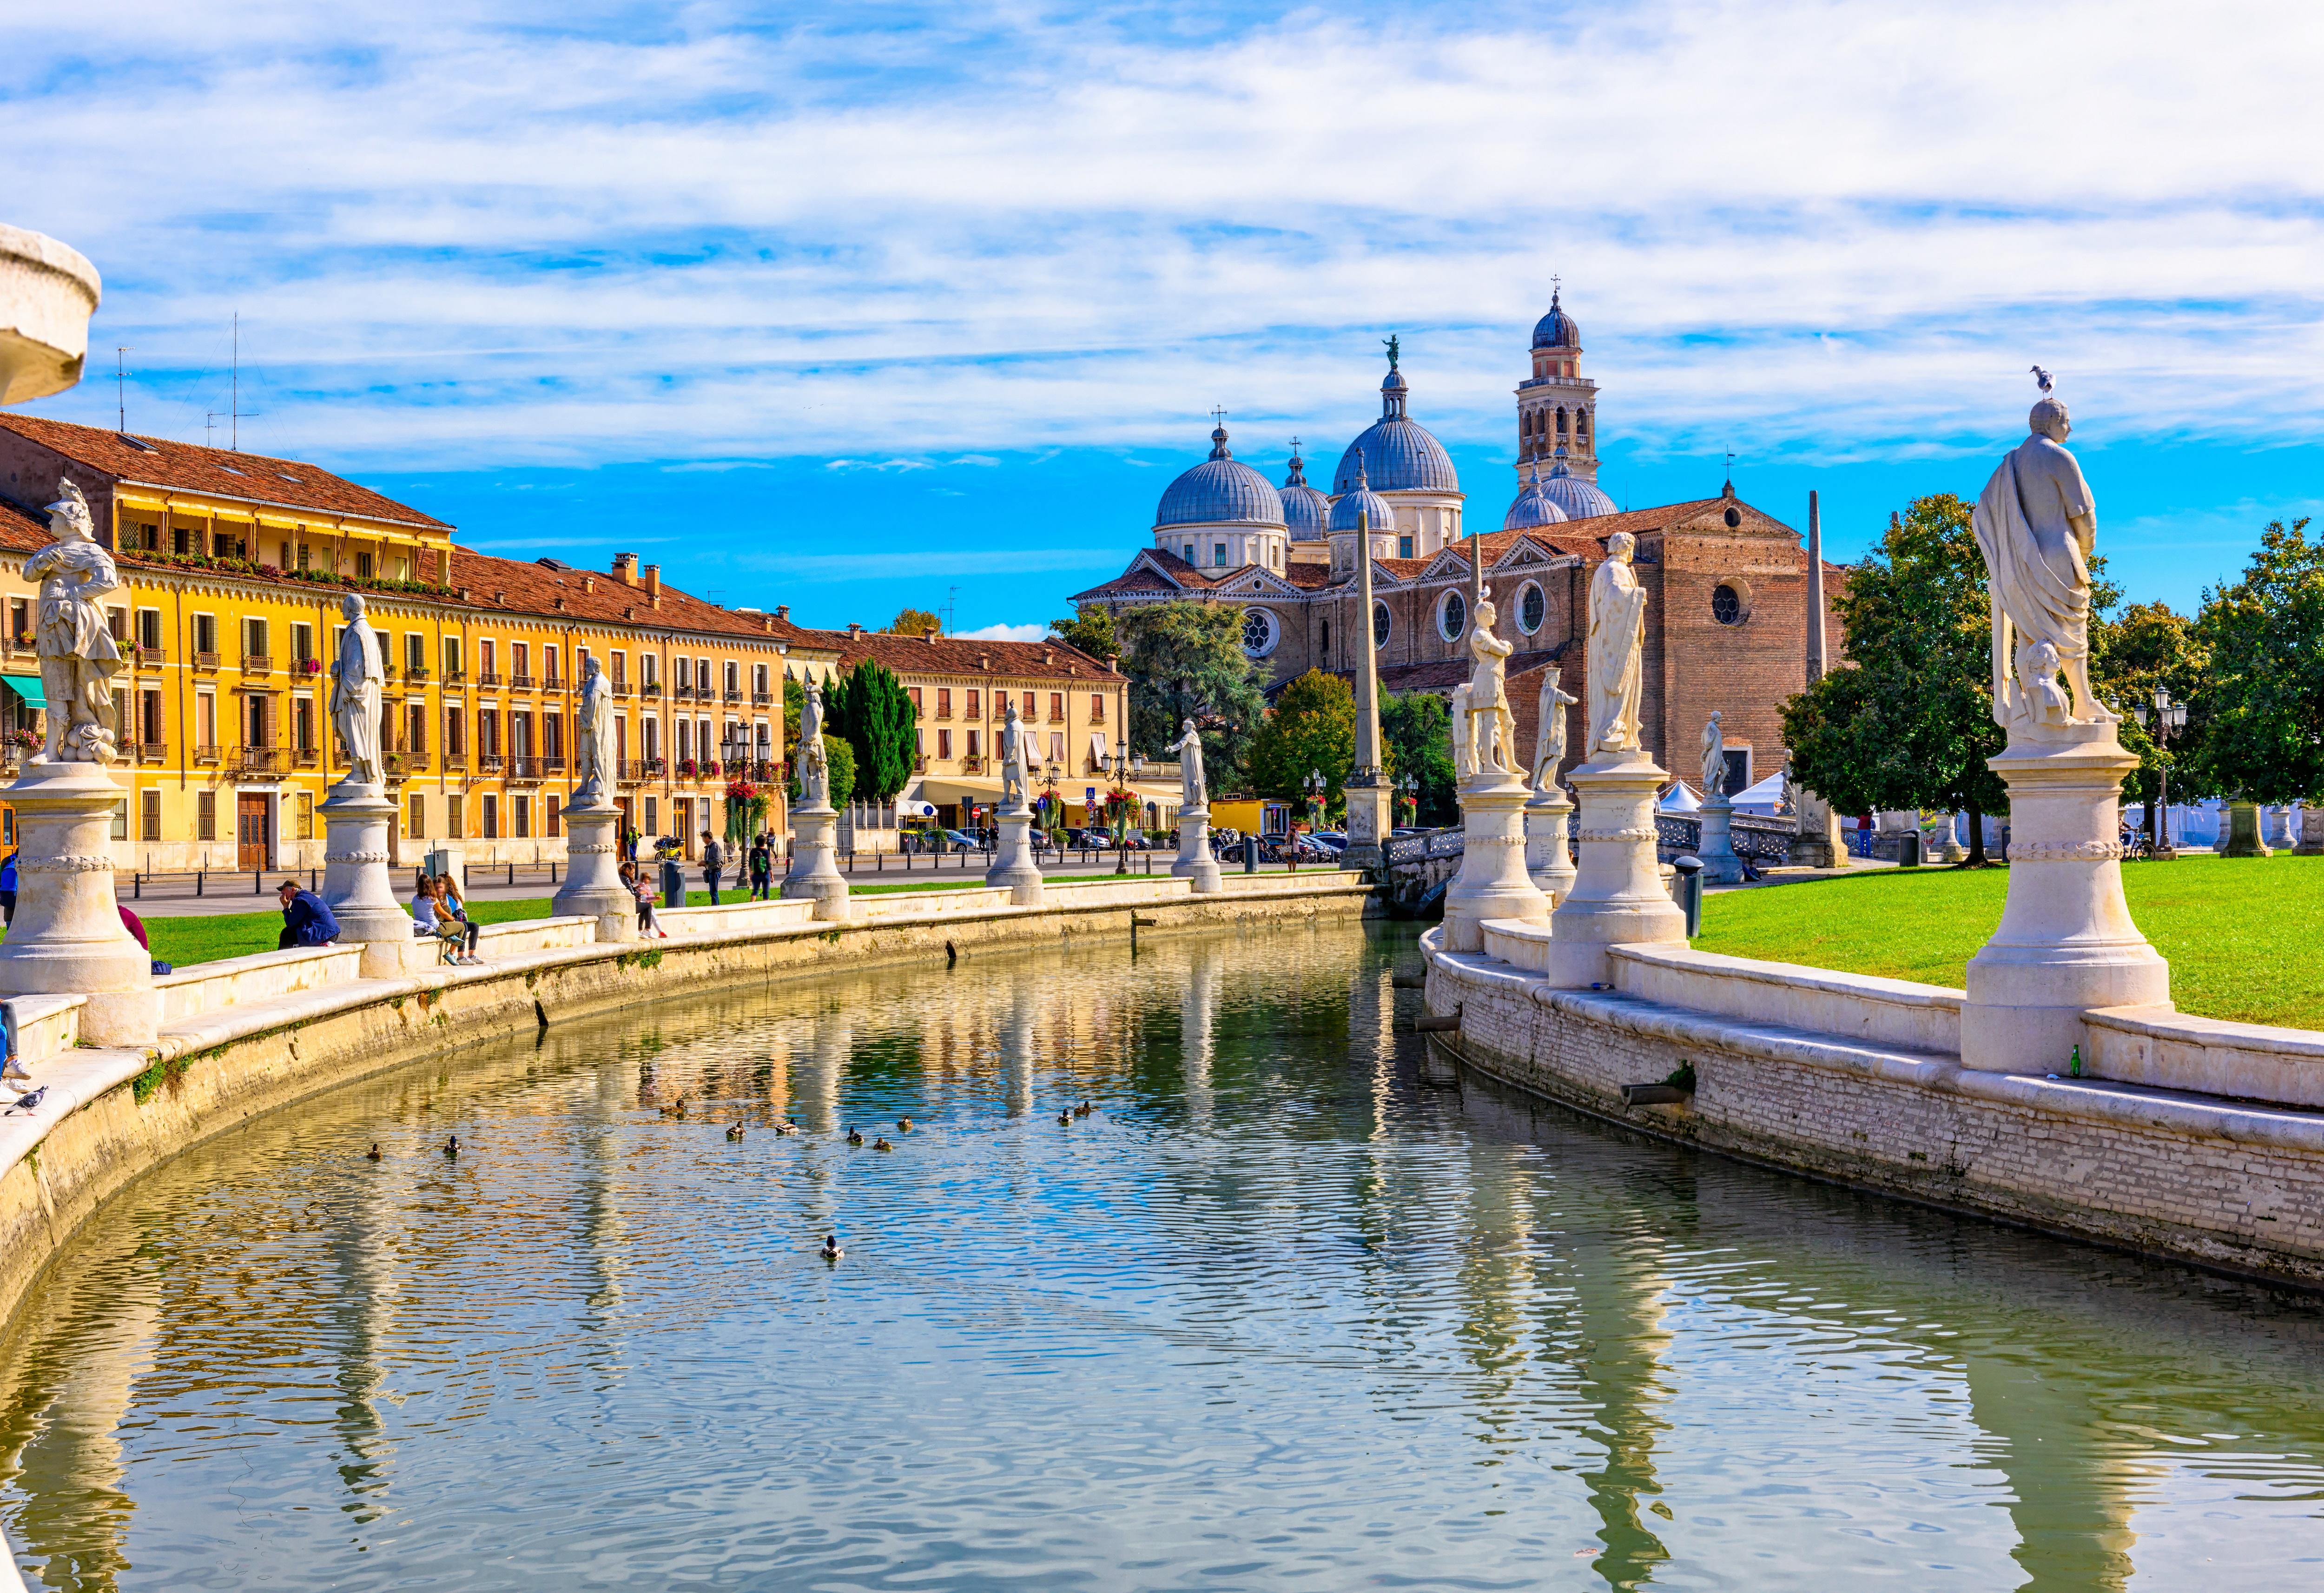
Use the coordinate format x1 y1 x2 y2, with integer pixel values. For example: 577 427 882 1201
1970 376 2116 731
1700 710 1726 799
1465 591 1517 776
798 677 829 807
26 480 124 765
574 655 615 802
999 700 1029 811
1450 683 1474 780
1169 717 1207 809
330 593 384 787
1586 532 1648 755
1532 665 1578 792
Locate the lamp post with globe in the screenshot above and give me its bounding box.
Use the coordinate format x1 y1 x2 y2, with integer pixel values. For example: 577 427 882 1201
2130 686 2189 859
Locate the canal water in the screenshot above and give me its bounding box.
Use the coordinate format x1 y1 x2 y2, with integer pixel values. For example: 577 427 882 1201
0 922 2321 1590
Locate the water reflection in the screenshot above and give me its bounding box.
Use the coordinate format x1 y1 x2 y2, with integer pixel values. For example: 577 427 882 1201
0 921 2319 1590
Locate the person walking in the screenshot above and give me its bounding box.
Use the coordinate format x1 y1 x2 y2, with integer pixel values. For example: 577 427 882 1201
748 833 773 900
700 831 725 905
621 820 641 864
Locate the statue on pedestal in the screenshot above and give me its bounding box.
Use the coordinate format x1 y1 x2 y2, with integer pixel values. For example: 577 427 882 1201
999 700 1029 811
1586 532 1648 755
798 678 830 807
574 655 614 804
1532 665 1577 792
330 594 383 787
1465 591 1517 776
26 480 124 765
1971 371 2117 733
1169 718 1207 809
1700 710 1726 799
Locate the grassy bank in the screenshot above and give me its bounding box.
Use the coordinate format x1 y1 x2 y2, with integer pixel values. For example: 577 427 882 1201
1697 856 2324 1030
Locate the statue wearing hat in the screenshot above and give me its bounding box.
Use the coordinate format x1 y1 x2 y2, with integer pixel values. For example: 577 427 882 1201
25 479 125 765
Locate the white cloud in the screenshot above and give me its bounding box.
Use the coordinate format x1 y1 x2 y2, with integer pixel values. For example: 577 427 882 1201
8 0 2324 470
952 621 1054 643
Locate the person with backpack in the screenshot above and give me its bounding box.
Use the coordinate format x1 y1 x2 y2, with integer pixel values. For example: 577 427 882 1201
747 833 773 900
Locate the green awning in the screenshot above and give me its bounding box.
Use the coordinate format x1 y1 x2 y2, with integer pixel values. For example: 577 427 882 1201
0 675 42 704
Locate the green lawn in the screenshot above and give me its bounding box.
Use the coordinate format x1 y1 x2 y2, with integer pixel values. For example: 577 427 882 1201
1697 856 2324 1030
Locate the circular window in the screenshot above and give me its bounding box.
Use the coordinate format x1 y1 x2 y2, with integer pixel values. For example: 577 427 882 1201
1439 590 1467 643
1517 581 1545 635
1373 600 1391 650
1711 584 1743 626
1241 607 1280 659
1723 505 1743 529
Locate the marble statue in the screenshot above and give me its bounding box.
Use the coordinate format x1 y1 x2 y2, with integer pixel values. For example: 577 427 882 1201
1449 683 1474 780
1700 710 1726 799
1532 665 1577 792
1971 373 2116 731
330 593 384 787
1169 717 1206 809
574 655 614 803
1586 531 1648 755
999 700 1029 811
1465 591 1518 776
1780 763 1798 820
26 479 124 765
798 677 829 806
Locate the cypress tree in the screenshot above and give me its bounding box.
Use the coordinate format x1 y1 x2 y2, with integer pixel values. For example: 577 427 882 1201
832 660 917 801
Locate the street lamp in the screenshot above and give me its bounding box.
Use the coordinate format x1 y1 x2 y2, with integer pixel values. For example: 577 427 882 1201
2130 685 2190 858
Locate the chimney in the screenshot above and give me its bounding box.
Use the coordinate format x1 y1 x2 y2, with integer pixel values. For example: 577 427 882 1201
583 575 596 594
613 552 639 585
1041 648 1054 665
924 628 938 645
978 651 990 671
762 617 774 633
774 604 790 621
1104 654 1119 674
644 563 661 598
847 622 864 639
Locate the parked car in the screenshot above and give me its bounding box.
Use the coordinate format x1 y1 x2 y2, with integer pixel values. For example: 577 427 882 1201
940 829 983 851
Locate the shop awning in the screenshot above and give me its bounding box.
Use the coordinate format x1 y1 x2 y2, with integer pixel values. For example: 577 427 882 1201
913 776 1005 805
0 674 43 704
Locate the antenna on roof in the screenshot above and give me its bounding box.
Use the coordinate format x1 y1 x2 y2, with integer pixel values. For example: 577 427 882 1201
115 347 130 432
231 313 239 451
1723 447 1735 492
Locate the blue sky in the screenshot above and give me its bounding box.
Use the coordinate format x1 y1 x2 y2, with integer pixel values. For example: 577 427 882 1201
6 0 2321 638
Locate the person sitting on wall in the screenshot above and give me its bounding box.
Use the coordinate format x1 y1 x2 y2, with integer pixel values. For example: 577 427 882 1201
277 880 340 950
429 874 483 963
620 861 666 938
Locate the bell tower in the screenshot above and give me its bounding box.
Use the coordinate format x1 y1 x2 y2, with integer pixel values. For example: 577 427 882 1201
1515 283 1601 484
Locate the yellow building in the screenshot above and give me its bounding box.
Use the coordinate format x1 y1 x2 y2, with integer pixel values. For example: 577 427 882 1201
0 414 838 873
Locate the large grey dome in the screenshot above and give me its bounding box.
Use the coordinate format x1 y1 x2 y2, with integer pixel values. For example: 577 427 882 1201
1532 287 1580 350
1155 423 1286 530
1540 449 1616 520
1501 463 1570 530
1333 366 1458 495
1329 457 1396 535
1279 447 1330 541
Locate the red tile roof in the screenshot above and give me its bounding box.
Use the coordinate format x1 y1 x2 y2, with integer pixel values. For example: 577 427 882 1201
0 412 450 530
0 492 49 554
809 626 1124 683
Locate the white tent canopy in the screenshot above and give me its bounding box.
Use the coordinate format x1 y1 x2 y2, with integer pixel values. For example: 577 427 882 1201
1730 771 1788 815
1658 782 1702 813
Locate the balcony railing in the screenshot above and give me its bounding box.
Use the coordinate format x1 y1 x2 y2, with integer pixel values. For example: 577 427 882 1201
480 753 504 774
241 654 273 676
135 645 166 668
476 670 502 688
613 682 631 698
723 689 742 705
193 742 222 765
442 670 466 687
137 741 166 764
503 756 565 782
405 666 431 685
236 747 290 777
961 753 985 774
621 758 665 782
543 674 564 691
293 657 323 680
193 651 220 672
640 681 662 698
294 747 319 768
751 690 772 707
510 673 535 690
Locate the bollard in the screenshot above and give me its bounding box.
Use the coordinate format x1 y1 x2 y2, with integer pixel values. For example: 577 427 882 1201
1243 836 1258 873
132 871 141 901
661 858 685 910
254 869 262 896
196 869 205 898
508 862 515 886
1671 854 1704 938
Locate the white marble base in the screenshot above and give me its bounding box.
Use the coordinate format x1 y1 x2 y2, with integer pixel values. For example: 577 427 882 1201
2297 806 2324 857
1696 796 1744 884
552 800 637 942
1540 750 1688 986
1961 724 2171 1073
781 803 851 921
318 781 418 979
1444 772 1549 952
1171 806 1223 893
1524 786 1576 906
0 759 156 1045
987 807 1046 906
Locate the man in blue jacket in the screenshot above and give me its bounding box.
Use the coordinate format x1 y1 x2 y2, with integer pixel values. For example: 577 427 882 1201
276 880 340 949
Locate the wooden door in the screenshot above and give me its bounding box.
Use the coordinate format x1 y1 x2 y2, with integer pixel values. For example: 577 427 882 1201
237 793 271 871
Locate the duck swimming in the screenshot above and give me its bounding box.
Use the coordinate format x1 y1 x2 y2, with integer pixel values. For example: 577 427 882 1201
873 1136 894 1151
777 1119 800 1136
1074 1102 1091 1117
896 1116 914 1132
366 1143 383 1161
726 1120 746 1141
821 1235 844 1261
846 1127 865 1145
1056 1110 1071 1126
659 1097 687 1118
444 1135 460 1157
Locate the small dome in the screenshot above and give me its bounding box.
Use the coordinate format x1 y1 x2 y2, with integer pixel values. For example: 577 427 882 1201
1330 457 1396 535
1501 462 1571 530
1532 286 1580 350
1334 363 1458 495
1540 447 1617 519
1155 422 1286 530
1279 444 1330 541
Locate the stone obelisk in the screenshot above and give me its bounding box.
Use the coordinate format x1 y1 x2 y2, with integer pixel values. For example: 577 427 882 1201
1341 507 1393 873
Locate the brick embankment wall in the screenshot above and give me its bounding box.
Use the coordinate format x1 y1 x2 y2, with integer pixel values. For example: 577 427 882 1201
0 880 1374 1334
1424 934 2324 1289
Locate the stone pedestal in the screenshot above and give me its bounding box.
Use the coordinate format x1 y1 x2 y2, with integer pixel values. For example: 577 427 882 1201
2297 806 2324 857
1524 785 1576 906
319 780 422 978
0 760 156 1045
2263 805 2298 851
1787 787 1842 869
1341 777 1392 874
551 799 635 942
987 806 1046 906
1443 772 1549 952
1540 751 1689 986
782 801 851 921
2221 800 2270 859
1170 805 1222 893
1695 796 1744 884
1961 726 2171 1074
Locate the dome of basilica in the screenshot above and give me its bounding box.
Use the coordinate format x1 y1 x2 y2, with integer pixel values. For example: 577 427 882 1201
1155 423 1287 530
1279 446 1330 541
1540 448 1617 520
1329 458 1396 535
1501 462 1570 530
1532 287 1580 350
1334 366 1459 496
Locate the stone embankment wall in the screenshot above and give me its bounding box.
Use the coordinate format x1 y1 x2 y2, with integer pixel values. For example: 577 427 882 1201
0 872 1373 1334
1426 926 2324 1288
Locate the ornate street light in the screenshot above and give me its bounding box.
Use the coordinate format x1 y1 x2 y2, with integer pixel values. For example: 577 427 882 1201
2130 685 2190 858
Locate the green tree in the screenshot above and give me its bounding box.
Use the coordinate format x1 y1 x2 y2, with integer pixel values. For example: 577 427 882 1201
2182 517 2324 805
829 661 917 801
1050 605 1116 662
1245 669 1359 806
1112 601 1266 793
783 733 856 809
2092 600 2204 846
1381 691 1457 825
1781 494 2014 865
886 607 941 637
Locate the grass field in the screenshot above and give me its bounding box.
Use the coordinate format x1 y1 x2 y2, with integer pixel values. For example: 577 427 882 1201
1696 856 2324 1030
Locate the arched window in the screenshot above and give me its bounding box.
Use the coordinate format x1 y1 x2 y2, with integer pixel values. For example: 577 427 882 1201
1439 589 1467 644
1556 408 1569 435
1321 617 1331 660
1577 409 1591 439
1517 581 1545 635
